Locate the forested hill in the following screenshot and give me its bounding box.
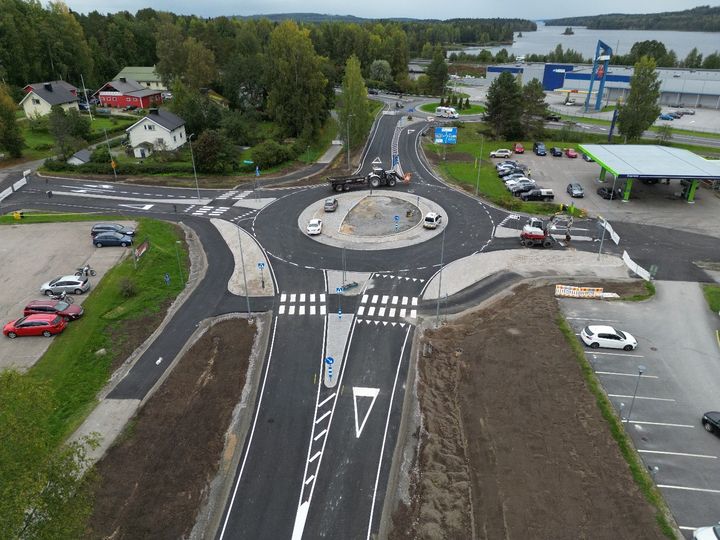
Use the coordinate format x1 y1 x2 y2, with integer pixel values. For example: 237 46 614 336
544 5 720 32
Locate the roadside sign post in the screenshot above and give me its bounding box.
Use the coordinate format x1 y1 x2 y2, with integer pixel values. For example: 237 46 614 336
325 357 334 381
434 127 457 162
336 286 343 318
257 261 266 289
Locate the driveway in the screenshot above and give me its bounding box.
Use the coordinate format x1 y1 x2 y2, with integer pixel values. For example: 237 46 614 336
559 281 720 537
0 221 134 372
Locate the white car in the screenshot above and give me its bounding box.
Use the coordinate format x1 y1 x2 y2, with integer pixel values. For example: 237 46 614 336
490 149 512 159
693 524 720 540
580 325 638 351
306 218 323 235
504 177 533 190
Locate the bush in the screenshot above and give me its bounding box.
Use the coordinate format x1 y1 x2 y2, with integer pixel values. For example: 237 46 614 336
251 139 297 168
90 147 111 163
119 278 137 298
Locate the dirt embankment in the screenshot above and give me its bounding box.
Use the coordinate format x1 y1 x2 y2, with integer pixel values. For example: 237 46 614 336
389 282 666 540
86 317 256 539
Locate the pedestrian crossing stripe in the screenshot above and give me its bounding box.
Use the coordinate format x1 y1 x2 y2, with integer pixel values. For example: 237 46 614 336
375 274 425 282
355 320 407 327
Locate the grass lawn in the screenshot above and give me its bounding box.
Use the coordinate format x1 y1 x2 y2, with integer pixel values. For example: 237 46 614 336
702 284 720 313
420 102 485 115
17 216 189 443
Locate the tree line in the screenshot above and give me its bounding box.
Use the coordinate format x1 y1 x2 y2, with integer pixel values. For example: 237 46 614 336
545 5 720 32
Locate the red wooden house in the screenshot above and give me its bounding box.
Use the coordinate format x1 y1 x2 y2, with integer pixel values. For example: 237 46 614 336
94 77 163 109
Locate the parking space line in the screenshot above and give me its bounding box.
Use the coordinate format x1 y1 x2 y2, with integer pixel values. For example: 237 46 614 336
624 420 694 428
679 526 699 531
566 317 619 322
609 393 675 402
587 351 644 358
596 371 659 379
639 450 717 459
658 484 720 494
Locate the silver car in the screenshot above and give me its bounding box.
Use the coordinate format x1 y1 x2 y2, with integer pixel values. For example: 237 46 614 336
40 275 91 296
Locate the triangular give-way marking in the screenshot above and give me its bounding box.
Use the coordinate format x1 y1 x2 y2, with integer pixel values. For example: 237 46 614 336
352 387 380 438
119 203 154 210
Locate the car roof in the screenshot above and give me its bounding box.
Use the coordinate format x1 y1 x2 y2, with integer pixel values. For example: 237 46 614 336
309 218 321 223
93 223 122 228
22 313 58 321
54 275 81 281
705 411 720 421
26 299 61 307
96 231 124 236
587 325 618 333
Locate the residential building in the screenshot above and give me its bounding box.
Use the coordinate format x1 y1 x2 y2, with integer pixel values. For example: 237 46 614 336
19 80 79 118
67 149 92 166
125 108 186 158
95 78 163 110
113 66 166 91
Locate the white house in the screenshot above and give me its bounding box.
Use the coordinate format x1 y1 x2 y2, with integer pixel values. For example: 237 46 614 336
19 81 79 118
113 66 166 91
125 108 186 158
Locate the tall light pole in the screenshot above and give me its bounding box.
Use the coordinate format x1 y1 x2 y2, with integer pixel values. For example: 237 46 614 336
188 133 201 203
236 224 252 317
103 128 117 180
174 240 184 284
475 135 484 196
626 365 646 423
434 228 446 328
346 113 355 171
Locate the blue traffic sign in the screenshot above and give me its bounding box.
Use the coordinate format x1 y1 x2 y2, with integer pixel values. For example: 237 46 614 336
257 262 265 270
434 127 458 144
336 287 343 293
325 357 334 364
394 215 400 222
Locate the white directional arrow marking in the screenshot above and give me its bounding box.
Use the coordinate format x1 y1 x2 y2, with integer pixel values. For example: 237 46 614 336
352 386 380 438
119 203 154 210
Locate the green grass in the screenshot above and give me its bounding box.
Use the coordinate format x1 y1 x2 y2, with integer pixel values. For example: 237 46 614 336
22 217 188 443
619 281 656 302
87 116 135 138
556 315 676 539
419 102 485 115
0 211 122 223
702 284 720 313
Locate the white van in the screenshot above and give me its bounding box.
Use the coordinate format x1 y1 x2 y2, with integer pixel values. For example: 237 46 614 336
435 106 459 119
423 212 442 229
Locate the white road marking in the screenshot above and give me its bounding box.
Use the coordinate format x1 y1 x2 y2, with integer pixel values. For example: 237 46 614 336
358 306 365 316
381 295 389 304
625 420 694 428
279 305 286 315
290 293 297 302
391 295 399 304
609 394 675 402
310 306 316 315
587 351 645 357
309 451 322 463
300 293 306 302
411 297 418 306
596 371 659 379
289 306 296 315
320 306 327 315
313 429 327 441
658 484 720 494
378 307 386 317
410 310 417 318
352 387 381 438
402 296 409 305
372 294 379 304
304 475 315 485
315 410 331 424
389 308 396 317
368 307 376 316
361 294 368 304
318 394 335 408
299 306 306 315
639 450 716 459
320 294 326 302
310 293 316 302
400 309 406 317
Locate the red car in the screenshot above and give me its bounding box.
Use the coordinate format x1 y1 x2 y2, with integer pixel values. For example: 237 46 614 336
24 299 84 320
3 314 67 338
513 143 525 154
565 148 578 158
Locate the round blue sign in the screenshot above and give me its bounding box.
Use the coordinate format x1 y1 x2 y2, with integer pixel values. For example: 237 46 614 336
325 357 334 364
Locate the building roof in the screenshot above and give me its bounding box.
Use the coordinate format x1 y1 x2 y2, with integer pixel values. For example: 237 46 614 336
96 78 162 97
126 108 185 133
578 144 720 180
21 81 78 106
113 66 162 83
69 149 92 163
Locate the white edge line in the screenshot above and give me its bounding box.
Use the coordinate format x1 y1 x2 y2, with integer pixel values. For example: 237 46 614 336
639 449 717 459
587 351 645 357
366 325 412 540
218 316 279 540
658 484 720 494
323 269 329 294
596 371 659 379
608 394 675 402
625 420 695 428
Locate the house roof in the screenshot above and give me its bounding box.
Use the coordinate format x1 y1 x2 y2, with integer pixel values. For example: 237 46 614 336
96 78 162 97
578 144 720 180
21 81 78 106
69 149 92 163
126 109 185 133
113 66 162 83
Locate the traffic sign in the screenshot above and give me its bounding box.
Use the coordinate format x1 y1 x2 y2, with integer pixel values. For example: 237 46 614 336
371 156 382 165
392 154 399 166
257 262 265 270
434 127 458 144
243 160 254 164
325 357 334 380
393 215 400 222
336 287 343 294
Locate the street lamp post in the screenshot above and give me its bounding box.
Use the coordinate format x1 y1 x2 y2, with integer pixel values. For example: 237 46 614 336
236 224 252 317
188 133 201 203
475 136 484 196
174 240 184 284
346 114 355 171
626 365 647 423
434 228 446 328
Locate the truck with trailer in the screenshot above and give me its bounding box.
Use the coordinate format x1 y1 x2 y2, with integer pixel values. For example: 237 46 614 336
520 215 573 247
328 166 408 192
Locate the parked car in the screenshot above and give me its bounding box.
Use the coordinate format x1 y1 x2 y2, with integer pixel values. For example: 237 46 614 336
597 186 623 200
91 223 135 237
565 148 578 158
580 325 637 351
567 183 584 197
3 314 67 338
521 188 555 202
323 197 338 212
702 411 720 436
94 231 133 247
513 143 524 154
533 142 547 156
549 146 563 157
498 167 526 178
510 182 538 196
40 275 90 296
423 212 442 229
367 88 379 95
306 218 323 235
495 159 519 170
582 153 594 162
24 300 83 320
667 111 682 119
501 173 528 183
693 524 720 540
545 113 561 122
658 113 675 120
506 178 535 191
679 108 695 115
490 148 512 159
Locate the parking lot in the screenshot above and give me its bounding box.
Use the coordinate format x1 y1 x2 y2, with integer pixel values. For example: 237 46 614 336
502 150 720 238
559 282 720 537
0 221 134 372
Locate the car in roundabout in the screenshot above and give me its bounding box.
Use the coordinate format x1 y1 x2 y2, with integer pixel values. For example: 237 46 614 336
490 148 512 159
40 275 90 296
580 325 638 351
93 231 133 247
702 411 720 436
323 197 338 212
306 218 323 235
3 314 67 338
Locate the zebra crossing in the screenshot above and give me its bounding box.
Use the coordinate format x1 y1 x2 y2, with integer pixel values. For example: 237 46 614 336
187 205 231 217
278 293 327 316
356 294 418 322
375 274 425 283
216 190 252 201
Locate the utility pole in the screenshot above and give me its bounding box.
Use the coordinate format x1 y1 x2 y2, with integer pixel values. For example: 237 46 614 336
81 74 93 122
188 133 201 202
434 228 446 328
236 225 252 317
103 129 117 180
475 135 484 196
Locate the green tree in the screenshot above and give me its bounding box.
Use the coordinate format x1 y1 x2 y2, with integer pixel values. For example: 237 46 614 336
369 59 391 84
702 52 720 69
683 47 703 68
48 106 85 159
168 81 222 137
183 37 217 90
464 97 470 109
0 370 96 538
155 21 187 86
0 84 23 157
521 78 548 139
425 49 448 96
266 21 328 138
484 71 523 140
617 56 661 142
339 55 371 154
193 129 236 173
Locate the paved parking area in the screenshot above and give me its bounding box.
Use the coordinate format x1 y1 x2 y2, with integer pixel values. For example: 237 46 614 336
0 221 134 372
507 151 720 238
559 281 720 537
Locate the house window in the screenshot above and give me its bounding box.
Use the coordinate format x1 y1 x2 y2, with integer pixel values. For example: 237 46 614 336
32 98 40 105
147 124 155 131
173 135 176 142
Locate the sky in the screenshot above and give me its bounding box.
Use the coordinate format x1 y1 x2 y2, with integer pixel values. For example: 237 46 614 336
57 0 709 20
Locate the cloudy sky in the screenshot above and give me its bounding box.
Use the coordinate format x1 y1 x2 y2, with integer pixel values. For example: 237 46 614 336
58 0 707 19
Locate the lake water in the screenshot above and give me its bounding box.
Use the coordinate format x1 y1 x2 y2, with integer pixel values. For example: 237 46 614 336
451 23 720 60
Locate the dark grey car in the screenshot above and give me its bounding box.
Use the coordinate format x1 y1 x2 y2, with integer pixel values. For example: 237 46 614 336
91 223 135 237
566 183 584 198
94 231 133 247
